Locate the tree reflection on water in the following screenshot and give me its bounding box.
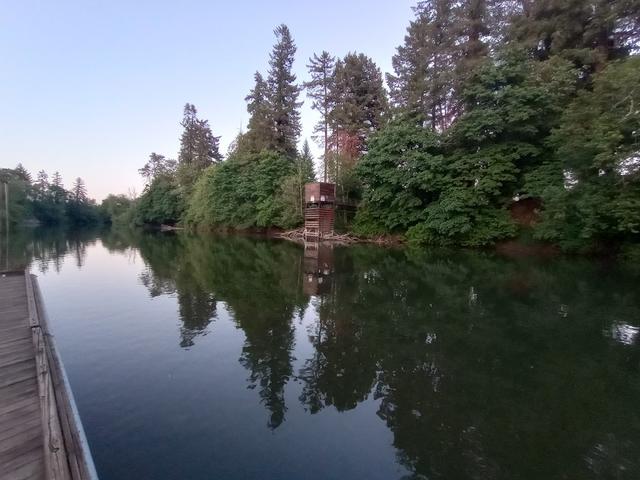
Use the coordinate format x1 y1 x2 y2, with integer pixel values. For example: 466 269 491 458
8 227 640 479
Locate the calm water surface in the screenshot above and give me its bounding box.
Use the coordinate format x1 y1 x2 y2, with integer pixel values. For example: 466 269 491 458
3 227 640 480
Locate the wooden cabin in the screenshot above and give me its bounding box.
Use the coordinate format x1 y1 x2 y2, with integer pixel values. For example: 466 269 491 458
304 183 336 239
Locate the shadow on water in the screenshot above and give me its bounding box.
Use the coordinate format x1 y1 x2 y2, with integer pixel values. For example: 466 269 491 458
6 226 640 479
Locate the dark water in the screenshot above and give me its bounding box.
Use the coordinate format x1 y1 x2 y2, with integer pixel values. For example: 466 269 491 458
3 227 640 480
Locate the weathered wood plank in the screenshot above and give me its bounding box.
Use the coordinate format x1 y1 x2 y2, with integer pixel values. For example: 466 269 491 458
0 324 32 341
28 287 72 480
0 346 36 369
0 445 45 478
0 330 32 348
0 410 42 446
0 398 40 429
0 271 96 480
0 395 39 420
0 358 37 389
0 376 37 402
0 273 44 480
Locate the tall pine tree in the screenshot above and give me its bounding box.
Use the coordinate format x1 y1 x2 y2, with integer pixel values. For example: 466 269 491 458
177 103 222 189
304 51 335 181
298 139 316 183
509 0 640 72
266 24 302 158
72 177 88 203
388 0 510 129
387 0 459 130
245 72 274 153
330 53 388 159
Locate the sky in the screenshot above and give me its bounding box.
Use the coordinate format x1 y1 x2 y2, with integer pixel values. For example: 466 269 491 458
1 0 415 200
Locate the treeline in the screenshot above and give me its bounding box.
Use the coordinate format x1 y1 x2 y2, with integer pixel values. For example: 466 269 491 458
0 166 104 227
123 1 639 252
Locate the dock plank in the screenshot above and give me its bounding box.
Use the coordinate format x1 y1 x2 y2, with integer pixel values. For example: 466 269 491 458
0 272 97 480
0 272 96 480
0 273 44 480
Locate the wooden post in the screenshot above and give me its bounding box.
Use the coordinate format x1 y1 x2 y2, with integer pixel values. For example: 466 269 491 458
4 181 8 233
3 182 8 271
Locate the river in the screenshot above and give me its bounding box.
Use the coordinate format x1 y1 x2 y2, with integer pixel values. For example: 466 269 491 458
3 227 640 479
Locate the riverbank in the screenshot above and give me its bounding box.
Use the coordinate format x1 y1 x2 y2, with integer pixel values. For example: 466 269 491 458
274 227 404 246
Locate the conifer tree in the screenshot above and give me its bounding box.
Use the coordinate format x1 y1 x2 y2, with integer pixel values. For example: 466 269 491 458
330 53 388 158
509 0 640 72
14 164 32 183
50 171 66 203
298 139 316 183
388 0 510 129
245 72 273 152
34 170 49 201
266 24 302 158
304 51 335 181
179 103 198 165
387 0 459 129
177 103 222 188
72 177 88 203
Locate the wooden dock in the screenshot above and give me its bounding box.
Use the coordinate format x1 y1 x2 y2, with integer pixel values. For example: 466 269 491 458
0 271 97 480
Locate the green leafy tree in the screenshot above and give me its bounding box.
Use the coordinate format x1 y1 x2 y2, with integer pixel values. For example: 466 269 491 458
535 57 640 251
139 153 177 185
355 118 446 235
100 194 133 224
184 150 294 229
0 168 31 227
134 176 184 226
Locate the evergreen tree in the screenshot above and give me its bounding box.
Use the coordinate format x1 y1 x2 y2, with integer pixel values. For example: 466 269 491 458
298 139 317 183
177 103 222 189
14 163 32 183
34 170 49 201
50 171 66 204
194 118 223 167
329 52 388 163
244 72 273 152
388 0 511 128
387 0 459 129
304 51 335 181
72 177 88 203
178 103 199 164
509 0 640 72
266 24 302 158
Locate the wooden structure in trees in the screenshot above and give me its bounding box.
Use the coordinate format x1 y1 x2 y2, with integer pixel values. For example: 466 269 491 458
0 271 98 480
304 183 336 239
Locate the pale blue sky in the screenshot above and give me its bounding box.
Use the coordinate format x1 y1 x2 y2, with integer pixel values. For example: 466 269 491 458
1 1 415 200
